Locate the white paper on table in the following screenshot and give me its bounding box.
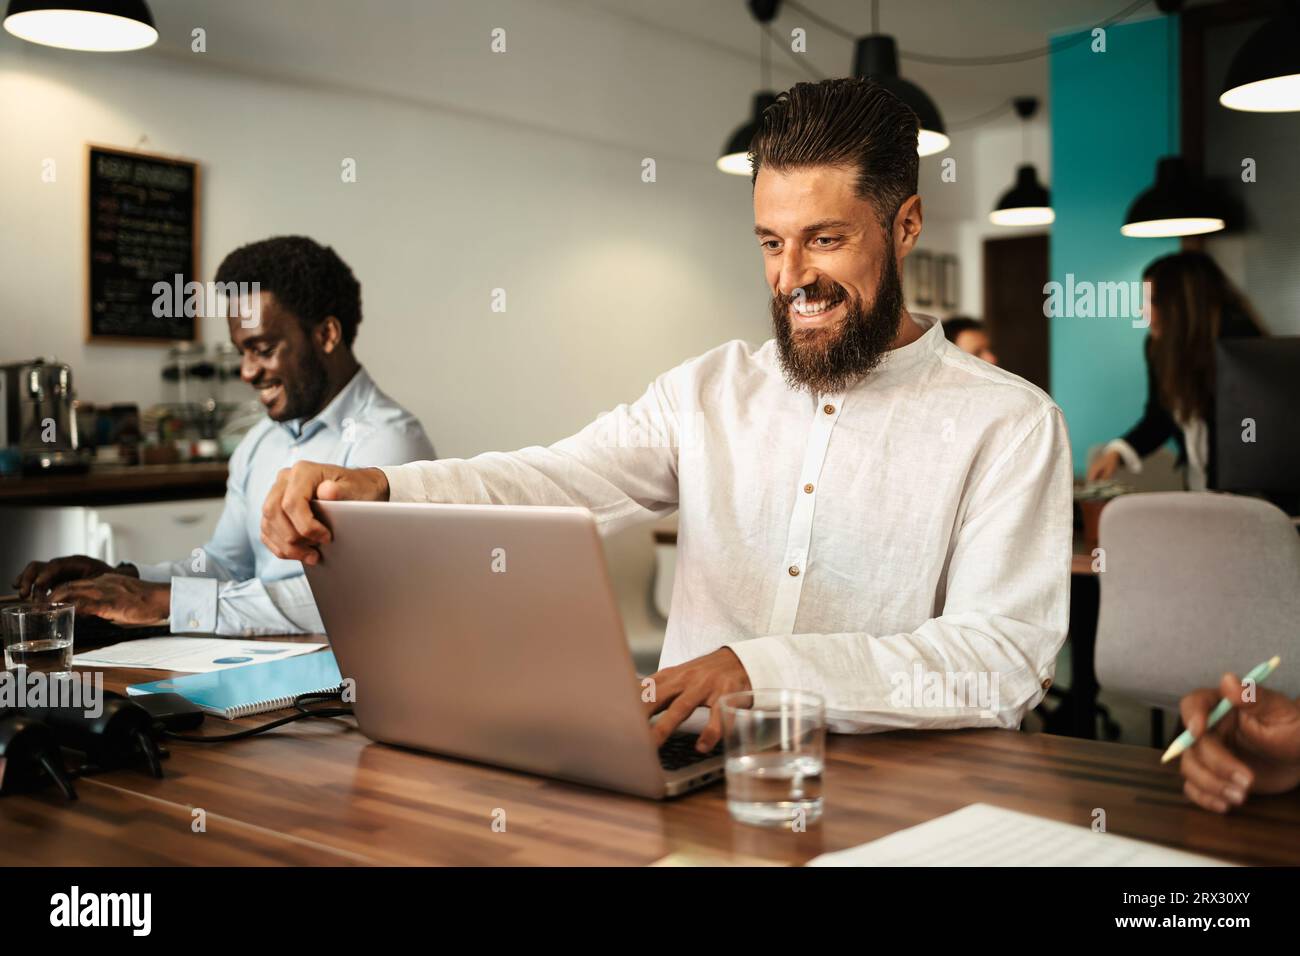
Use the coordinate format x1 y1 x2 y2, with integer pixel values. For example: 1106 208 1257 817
807 803 1235 867
72 637 326 673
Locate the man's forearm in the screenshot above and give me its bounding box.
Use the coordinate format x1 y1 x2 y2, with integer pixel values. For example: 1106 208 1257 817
726 615 1064 734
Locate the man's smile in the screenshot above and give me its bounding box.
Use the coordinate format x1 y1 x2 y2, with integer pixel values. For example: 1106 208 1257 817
255 382 284 407
789 295 847 331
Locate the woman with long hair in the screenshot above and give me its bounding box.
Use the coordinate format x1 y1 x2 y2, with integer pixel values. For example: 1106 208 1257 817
1087 251 1263 490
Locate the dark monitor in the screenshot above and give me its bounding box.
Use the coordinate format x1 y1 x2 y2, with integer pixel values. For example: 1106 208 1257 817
1216 337 1300 510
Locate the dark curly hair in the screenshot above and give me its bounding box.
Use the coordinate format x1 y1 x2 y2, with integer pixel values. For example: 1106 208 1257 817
214 236 362 346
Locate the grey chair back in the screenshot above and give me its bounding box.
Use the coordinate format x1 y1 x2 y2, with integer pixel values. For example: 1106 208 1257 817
1095 492 1300 712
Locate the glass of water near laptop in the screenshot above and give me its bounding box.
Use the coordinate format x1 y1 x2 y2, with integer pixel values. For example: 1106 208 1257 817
2 602 76 676
719 689 826 828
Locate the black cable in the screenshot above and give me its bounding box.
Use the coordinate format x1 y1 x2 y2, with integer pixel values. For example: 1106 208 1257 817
163 690 353 743
762 23 827 82
946 97 1016 131
294 691 348 714
784 0 1152 66
785 0 856 40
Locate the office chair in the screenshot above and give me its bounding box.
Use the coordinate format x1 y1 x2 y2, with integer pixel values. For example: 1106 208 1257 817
1095 492 1300 747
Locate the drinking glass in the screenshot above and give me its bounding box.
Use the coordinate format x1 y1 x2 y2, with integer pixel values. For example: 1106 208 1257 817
2 602 75 675
718 689 826 828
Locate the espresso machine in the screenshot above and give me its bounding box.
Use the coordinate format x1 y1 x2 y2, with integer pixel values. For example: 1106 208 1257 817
0 359 91 473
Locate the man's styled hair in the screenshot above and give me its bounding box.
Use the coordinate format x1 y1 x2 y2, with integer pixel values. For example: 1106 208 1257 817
215 235 362 346
749 78 920 230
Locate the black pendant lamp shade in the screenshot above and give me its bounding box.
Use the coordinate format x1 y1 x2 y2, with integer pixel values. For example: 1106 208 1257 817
990 96 1053 226
991 164 1054 226
853 35 949 156
1219 13 1300 112
1121 156 1225 238
3 0 157 52
717 91 778 176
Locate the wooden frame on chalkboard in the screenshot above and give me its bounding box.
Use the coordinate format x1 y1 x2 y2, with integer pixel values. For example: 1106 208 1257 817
85 143 202 345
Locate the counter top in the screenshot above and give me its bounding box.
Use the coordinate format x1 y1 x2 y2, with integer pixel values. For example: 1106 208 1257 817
0 462 228 507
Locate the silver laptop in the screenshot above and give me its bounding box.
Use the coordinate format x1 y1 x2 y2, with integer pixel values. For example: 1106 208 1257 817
303 500 724 799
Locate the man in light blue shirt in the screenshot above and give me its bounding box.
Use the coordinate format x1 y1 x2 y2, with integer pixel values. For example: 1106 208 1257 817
18 236 434 634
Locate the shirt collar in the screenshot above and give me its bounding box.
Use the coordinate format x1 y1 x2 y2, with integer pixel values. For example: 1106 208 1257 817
866 312 944 382
282 366 371 441
759 311 945 398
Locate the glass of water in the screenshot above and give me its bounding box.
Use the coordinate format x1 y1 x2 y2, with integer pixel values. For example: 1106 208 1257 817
718 689 826 828
2 602 75 675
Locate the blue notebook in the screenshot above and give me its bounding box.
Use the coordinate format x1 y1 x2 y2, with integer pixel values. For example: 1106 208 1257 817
126 651 344 719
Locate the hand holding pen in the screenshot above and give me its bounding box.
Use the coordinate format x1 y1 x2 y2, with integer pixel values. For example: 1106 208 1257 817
1171 659 1300 814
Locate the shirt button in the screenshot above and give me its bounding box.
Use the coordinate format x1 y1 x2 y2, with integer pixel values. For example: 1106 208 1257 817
1041 678 1052 690
788 565 800 577
803 483 814 494
823 403 835 415
188 617 199 629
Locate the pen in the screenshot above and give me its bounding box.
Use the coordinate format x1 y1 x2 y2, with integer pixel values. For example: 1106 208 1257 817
1160 655 1281 764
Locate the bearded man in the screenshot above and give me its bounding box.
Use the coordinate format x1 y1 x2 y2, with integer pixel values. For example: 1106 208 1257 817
258 79 1073 750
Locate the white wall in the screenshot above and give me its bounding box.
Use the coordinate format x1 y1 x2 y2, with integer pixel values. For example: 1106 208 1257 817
0 21 1049 457
0 37 783 460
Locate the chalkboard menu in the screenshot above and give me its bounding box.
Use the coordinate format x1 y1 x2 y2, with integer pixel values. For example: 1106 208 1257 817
86 144 201 343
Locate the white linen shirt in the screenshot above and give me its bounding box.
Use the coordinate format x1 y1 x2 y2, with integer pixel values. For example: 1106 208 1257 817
380 314 1073 732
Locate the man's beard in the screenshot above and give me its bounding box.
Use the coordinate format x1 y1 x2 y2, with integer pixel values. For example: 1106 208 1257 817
770 251 905 395
272 349 330 422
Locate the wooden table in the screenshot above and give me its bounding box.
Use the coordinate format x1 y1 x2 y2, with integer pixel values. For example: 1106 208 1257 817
3 648 1298 867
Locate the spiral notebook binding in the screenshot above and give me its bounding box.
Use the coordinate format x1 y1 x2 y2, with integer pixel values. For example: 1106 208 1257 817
221 685 340 719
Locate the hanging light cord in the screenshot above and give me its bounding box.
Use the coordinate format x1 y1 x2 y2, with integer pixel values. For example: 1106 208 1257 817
762 22 827 82
784 0 1152 65
754 40 1023 132
947 98 1015 131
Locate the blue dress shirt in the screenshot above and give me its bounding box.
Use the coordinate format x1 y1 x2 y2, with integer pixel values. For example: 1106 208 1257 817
136 367 435 635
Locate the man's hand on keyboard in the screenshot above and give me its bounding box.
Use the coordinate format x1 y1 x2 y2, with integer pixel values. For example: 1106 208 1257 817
642 647 751 752
48 574 171 626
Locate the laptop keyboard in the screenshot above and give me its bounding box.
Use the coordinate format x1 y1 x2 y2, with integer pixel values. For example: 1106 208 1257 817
659 733 723 771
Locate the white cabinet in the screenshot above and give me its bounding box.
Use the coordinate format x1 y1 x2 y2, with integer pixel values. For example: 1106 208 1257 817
0 498 225 584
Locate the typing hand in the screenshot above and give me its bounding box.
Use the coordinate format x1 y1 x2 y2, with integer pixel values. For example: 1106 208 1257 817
1177 672 1300 813
642 647 751 752
15 555 121 599
48 574 170 626
260 461 390 564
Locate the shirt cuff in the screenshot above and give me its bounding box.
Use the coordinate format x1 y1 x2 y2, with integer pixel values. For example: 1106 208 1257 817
133 561 172 584
1105 438 1142 474
725 635 794 691
170 576 219 633
379 463 427 503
